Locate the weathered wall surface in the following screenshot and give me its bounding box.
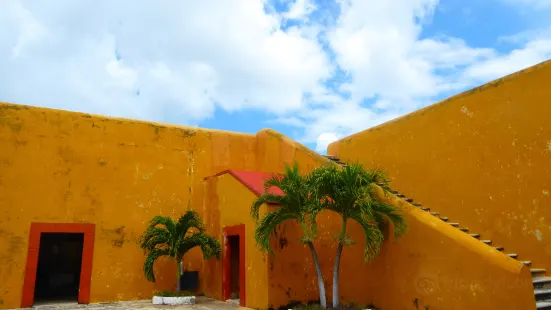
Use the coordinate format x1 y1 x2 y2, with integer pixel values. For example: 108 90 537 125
0 102 332 309
255 129 330 174
328 59 551 274
202 174 270 309
0 102 257 308
267 190 536 310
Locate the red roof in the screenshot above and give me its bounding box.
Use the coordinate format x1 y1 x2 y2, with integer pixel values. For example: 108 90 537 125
205 170 284 197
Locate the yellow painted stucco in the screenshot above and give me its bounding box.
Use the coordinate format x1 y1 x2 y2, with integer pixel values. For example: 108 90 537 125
202 174 270 309
0 101 332 309
329 59 551 275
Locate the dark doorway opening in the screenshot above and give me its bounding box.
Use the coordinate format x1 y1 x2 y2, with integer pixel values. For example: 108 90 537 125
34 233 84 303
228 235 240 301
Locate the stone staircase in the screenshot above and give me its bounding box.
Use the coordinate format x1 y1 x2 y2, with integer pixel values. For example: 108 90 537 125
323 155 551 309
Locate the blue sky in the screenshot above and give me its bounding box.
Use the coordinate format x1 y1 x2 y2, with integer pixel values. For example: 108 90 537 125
1 0 550 153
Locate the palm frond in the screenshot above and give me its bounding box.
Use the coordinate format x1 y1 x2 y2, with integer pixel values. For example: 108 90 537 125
176 210 206 236
176 233 221 260
251 162 322 248
348 211 384 261
371 201 407 237
251 193 288 221
143 248 170 282
254 207 296 253
139 227 172 251
147 216 177 236
140 212 220 283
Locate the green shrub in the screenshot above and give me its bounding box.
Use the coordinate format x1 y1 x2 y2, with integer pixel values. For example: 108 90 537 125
155 290 193 297
293 304 326 310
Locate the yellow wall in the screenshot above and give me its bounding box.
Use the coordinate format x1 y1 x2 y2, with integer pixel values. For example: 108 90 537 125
1 93 541 310
256 129 331 174
267 189 536 309
328 59 551 274
0 101 333 309
203 174 270 309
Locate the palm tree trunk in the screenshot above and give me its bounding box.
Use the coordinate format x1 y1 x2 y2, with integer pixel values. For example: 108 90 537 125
333 219 347 308
176 261 181 294
307 242 327 308
332 243 343 308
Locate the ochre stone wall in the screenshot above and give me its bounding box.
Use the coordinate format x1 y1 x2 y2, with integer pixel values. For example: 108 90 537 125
0 92 543 310
328 59 551 275
0 102 331 309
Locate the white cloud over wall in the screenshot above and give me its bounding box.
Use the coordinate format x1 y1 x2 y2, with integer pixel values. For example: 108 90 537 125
1 0 550 153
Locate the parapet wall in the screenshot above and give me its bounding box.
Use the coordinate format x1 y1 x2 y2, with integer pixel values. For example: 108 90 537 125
0 102 332 308
328 59 551 275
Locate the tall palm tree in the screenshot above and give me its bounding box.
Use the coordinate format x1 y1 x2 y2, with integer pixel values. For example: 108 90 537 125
251 163 328 308
139 210 221 293
311 163 407 308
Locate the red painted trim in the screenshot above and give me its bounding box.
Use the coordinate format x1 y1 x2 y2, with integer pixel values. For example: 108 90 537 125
222 224 246 307
21 223 95 308
203 169 232 181
204 170 284 198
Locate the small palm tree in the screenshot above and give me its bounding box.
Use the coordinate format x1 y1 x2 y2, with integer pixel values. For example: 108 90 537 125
139 210 221 293
251 163 328 308
311 163 407 308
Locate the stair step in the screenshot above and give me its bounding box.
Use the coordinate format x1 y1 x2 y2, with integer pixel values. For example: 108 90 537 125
404 198 414 203
324 155 339 161
507 253 518 259
494 246 504 251
396 194 406 198
413 203 422 207
534 277 551 289
535 288 551 301
429 212 439 216
421 207 430 211
458 227 469 232
449 223 459 227
522 261 532 267
536 300 551 310
469 233 481 239
481 240 492 245
533 269 548 277
440 217 449 222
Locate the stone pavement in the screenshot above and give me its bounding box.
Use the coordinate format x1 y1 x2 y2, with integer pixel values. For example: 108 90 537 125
19 297 250 310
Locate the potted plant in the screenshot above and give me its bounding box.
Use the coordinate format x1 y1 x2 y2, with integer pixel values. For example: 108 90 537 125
139 210 221 305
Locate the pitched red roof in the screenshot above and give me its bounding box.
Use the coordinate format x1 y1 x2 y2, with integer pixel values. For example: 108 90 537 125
204 170 284 197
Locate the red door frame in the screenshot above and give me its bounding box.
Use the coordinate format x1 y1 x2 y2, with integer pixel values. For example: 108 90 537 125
21 223 96 308
222 224 246 307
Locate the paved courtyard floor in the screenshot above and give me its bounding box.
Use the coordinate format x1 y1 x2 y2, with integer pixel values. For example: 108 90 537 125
20 297 249 310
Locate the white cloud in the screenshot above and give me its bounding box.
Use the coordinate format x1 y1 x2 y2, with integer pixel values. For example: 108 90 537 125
1 0 550 155
291 0 498 147
283 0 317 20
463 39 551 81
0 0 331 123
294 0 551 150
316 133 338 153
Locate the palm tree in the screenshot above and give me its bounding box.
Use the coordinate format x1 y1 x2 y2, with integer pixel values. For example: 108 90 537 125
310 163 407 308
251 163 328 308
139 210 221 293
